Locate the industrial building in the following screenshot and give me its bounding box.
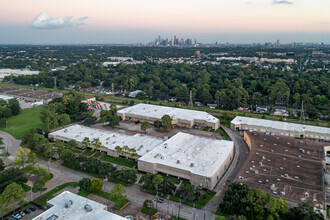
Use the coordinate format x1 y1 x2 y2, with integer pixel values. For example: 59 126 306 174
237 131 325 209
49 125 234 190
231 116 330 141
32 191 126 220
49 124 163 157
138 132 234 190
117 103 220 129
0 85 62 103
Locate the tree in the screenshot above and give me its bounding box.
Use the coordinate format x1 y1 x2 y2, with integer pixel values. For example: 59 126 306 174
140 121 151 131
110 184 126 202
116 168 137 184
90 178 103 192
143 199 154 210
152 174 164 190
158 179 175 196
78 178 91 192
32 178 46 196
8 99 20 116
218 182 250 217
154 120 162 128
1 182 26 212
14 147 36 168
57 113 70 126
161 114 172 129
108 115 120 128
82 115 97 126
286 203 324 220
0 158 4 171
67 140 78 150
0 167 27 193
91 138 103 151
82 137 91 150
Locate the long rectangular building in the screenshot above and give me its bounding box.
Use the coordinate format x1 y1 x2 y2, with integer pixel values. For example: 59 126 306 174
231 116 330 141
117 103 220 129
138 132 234 190
49 124 163 157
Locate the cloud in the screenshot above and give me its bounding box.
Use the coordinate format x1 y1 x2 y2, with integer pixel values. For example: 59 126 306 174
272 0 293 4
30 13 89 29
76 16 89 26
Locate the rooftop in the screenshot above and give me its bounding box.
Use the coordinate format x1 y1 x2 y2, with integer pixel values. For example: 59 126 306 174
32 191 125 220
231 116 330 136
118 103 219 123
139 132 234 178
49 124 163 157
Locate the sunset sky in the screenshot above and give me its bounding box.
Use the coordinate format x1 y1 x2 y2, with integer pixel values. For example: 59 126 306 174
1 0 330 44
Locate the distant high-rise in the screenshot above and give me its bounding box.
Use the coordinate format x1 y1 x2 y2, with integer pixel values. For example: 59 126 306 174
277 39 280 47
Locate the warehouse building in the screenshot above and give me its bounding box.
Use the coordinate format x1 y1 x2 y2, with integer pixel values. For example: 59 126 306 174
117 103 220 129
138 132 234 190
231 116 330 141
33 191 126 220
49 124 163 157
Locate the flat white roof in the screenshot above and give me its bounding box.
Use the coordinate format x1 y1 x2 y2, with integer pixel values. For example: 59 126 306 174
231 116 330 136
32 191 125 220
118 103 219 123
0 94 14 100
139 132 234 178
49 125 163 156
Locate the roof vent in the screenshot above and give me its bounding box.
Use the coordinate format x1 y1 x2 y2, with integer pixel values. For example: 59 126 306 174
176 160 180 164
84 204 92 212
65 200 73 208
190 163 194 167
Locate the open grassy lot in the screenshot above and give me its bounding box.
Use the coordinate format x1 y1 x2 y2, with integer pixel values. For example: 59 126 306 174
0 106 46 139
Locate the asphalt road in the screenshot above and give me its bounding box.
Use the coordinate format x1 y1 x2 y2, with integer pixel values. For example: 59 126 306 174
0 125 250 220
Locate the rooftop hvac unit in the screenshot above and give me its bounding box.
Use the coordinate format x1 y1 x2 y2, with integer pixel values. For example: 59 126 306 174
301 198 306 202
84 204 92 212
239 176 243 180
255 170 258 174
305 192 309 197
65 200 73 208
280 192 285 196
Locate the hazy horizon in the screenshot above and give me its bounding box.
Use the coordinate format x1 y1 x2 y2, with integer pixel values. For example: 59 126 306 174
1 0 330 44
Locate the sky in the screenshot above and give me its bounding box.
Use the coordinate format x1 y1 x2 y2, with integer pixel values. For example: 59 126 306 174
0 0 330 44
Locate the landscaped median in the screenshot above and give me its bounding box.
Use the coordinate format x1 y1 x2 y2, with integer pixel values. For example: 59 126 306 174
140 207 158 216
33 182 78 207
77 190 130 210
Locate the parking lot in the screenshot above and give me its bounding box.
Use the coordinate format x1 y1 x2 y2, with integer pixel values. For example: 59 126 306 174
236 131 325 209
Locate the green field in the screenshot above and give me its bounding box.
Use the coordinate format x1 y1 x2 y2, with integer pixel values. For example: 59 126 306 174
0 106 46 139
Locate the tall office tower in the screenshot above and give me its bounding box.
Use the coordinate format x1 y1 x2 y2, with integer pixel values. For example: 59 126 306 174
194 39 197 45
277 39 280 47
174 35 178 45
165 38 168 46
158 35 161 44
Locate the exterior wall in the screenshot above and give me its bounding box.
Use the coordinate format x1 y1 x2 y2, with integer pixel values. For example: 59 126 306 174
118 113 219 129
137 146 234 190
231 123 330 141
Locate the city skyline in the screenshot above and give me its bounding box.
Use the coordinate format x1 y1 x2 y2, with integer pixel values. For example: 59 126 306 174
0 0 330 44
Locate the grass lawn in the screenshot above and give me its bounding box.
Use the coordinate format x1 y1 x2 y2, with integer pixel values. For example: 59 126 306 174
82 149 95 156
33 182 78 207
21 183 32 192
0 152 10 157
141 207 158 216
94 190 130 210
100 154 136 168
93 151 102 158
0 146 5 149
215 128 230 140
0 106 46 139
78 191 91 197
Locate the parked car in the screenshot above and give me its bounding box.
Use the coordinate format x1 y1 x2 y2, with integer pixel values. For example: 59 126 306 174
9 217 16 220
12 213 22 219
19 211 25 216
29 206 37 211
154 197 164 203
24 209 31 214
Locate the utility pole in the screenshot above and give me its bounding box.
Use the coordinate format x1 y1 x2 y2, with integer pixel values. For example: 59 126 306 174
300 101 305 122
188 90 193 107
111 83 114 94
54 77 57 90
